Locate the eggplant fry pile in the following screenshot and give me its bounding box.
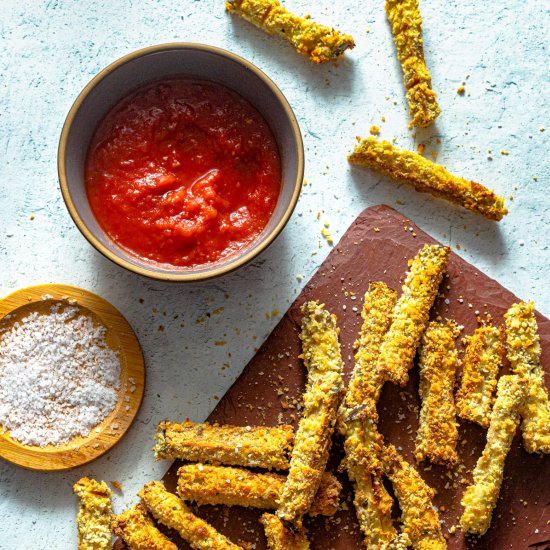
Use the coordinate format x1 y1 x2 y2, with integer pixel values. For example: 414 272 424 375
88 243 549 548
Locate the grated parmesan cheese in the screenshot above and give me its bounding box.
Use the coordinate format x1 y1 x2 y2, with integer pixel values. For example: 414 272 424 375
0 303 120 447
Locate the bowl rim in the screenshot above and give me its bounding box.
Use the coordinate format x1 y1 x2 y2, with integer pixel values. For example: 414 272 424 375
58 42 304 282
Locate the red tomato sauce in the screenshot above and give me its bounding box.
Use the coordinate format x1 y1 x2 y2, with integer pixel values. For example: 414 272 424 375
85 78 281 268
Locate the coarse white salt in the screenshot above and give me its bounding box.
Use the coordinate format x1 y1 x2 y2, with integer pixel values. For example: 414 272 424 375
0 303 120 447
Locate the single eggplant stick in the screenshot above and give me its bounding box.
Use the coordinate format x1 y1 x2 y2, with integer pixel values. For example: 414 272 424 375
382 445 445 550
415 321 460 466
352 468 407 550
338 282 398 428
260 513 310 550
385 0 440 127
276 302 344 527
348 137 508 221
154 420 294 470
111 504 177 550
375 243 450 387
73 477 112 550
139 481 243 550
456 326 504 428
225 0 355 64
505 301 550 453
177 464 340 517
337 283 401 548
460 375 528 535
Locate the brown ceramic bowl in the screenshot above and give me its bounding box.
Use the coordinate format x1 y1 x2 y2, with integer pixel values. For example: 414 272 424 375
58 43 304 282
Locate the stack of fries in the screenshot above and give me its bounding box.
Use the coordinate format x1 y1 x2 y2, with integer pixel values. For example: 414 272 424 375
74 243 548 548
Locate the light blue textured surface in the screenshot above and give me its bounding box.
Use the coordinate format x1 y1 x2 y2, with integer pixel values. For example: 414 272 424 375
0 0 548 547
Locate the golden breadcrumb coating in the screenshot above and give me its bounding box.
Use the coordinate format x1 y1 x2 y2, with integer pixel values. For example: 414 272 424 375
154 420 294 470
460 375 527 535
139 481 243 550
111 503 177 550
225 0 355 63
339 282 398 429
260 513 310 550
348 138 508 221
456 325 504 428
73 477 112 550
375 244 450 387
352 470 408 550
337 283 404 548
382 445 445 550
385 0 440 127
276 301 344 527
415 321 460 466
176 464 340 517
505 301 550 453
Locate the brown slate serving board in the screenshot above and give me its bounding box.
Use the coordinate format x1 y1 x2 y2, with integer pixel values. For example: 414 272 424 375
116 204 550 550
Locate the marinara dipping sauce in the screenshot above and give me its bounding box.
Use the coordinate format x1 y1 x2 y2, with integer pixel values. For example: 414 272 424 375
85 78 281 268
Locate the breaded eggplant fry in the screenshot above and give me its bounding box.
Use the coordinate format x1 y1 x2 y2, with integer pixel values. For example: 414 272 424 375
337 283 402 548
351 468 403 549
505 301 550 453
276 302 344 527
225 0 355 64
339 282 398 428
415 320 460 466
139 481 243 550
375 244 450 387
177 464 340 517
385 0 440 127
154 420 294 470
73 477 112 550
260 513 310 550
382 445 445 550
456 325 504 428
460 375 527 535
111 504 177 550
348 138 508 221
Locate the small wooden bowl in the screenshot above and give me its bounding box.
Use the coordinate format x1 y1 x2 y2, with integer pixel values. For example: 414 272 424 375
0 284 145 471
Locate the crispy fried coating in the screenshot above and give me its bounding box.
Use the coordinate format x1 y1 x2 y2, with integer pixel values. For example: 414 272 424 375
74 477 112 550
415 321 459 466
375 244 450 387
385 0 440 127
176 464 340 517
348 138 508 221
382 445 445 550
260 513 310 550
276 302 344 527
337 283 403 548
154 420 294 470
225 0 355 63
456 325 504 428
339 282 398 429
139 481 243 550
460 375 527 535
351 469 404 550
111 504 177 550
505 301 550 453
